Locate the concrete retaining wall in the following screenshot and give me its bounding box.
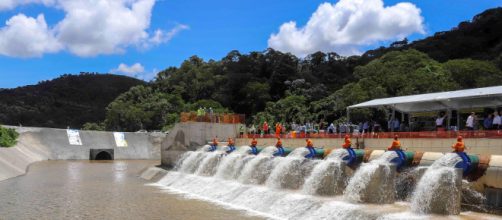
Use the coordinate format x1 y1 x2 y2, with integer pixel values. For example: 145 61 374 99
161 122 241 168
0 126 165 181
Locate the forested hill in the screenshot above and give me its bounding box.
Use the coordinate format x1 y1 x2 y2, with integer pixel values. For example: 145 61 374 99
0 73 145 128
101 7 502 132
361 7 502 63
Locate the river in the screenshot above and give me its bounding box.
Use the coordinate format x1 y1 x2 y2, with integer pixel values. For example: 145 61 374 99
0 160 262 220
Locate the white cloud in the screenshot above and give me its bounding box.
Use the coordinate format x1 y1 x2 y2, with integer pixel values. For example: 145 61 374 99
268 0 425 57
0 14 62 57
111 63 157 81
146 24 189 47
0 0 188 58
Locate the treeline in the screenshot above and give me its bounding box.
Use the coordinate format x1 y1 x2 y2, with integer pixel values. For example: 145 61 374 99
0 73 145 128
101 8 502 131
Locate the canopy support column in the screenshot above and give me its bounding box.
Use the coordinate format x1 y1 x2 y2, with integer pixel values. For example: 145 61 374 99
446 109 451 130
346 108 350 124
391 106 396 132
456 110 460 131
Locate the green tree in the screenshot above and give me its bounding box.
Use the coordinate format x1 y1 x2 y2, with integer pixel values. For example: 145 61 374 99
443 59 502 88
104 85 185 131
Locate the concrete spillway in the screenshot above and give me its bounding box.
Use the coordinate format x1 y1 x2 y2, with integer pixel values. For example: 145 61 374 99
0 126 164 181
152 143 502 218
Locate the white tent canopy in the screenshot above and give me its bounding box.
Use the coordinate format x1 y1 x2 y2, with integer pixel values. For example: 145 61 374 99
348 86 502 113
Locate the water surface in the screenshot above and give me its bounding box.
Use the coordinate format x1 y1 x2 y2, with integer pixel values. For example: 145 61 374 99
0 160 262 220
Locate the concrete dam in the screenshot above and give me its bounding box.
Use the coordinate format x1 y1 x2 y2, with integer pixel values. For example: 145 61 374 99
152 122 502 219
2 122 502 219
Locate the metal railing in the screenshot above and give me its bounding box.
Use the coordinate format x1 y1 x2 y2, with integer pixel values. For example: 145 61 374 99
243 130 502 139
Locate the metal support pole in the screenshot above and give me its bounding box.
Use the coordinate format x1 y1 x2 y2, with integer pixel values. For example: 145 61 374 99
408 113 412 132
346 108 350 124
456 110 460 131
391 107 396 132
447 109 451 130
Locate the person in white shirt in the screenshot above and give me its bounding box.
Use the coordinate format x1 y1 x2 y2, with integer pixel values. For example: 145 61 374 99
466 112 475 130
493 111 501 130
435 113 446 130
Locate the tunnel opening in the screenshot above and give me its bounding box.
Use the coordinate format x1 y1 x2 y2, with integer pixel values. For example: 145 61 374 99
95 151 112 160
90 149 114 160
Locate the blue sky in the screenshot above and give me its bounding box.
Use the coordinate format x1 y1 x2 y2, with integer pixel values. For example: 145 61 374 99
0 0 501 88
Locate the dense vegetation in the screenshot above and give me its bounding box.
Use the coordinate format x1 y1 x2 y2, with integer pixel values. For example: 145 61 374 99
2 8 502 132
0 126 19 147
0 73 145 128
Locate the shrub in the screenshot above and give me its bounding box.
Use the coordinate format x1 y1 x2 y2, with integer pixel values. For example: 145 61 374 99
0 126 19 147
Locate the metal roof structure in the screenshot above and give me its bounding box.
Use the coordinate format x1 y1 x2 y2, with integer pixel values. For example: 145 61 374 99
348 86 502 113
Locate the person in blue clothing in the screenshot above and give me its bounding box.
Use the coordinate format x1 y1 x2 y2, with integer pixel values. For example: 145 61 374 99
305 139 317 159
209 137 218 152
226 138 236 154
249 138 259 155
273 138 285 156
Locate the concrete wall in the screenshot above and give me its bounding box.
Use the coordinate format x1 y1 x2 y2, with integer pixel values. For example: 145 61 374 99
236 137 502 155
0 126 165 181
161 122 241 168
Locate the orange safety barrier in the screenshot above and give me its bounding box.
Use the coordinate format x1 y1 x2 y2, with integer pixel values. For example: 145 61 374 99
180 112 245 124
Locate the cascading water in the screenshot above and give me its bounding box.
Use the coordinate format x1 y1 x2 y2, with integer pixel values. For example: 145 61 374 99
150 145 496 219
344 151 398 203
410 153 463 215
265 148 311 189
302 149 349 196
194 151 223 176
176 151 207 173
238 146 276 184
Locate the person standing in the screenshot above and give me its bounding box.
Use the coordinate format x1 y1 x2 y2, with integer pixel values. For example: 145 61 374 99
466 112 476 131
484 113 493 130
493 111 501 130
275 122 282 138
435 113 446 131
393 118 400 132
263 121 269 135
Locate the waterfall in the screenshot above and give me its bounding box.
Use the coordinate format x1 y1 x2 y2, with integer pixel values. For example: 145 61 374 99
176 151 207 173
302 149 349 196
149 145 490 219
194 152 223 176
410 153 463 215
344 151 398 203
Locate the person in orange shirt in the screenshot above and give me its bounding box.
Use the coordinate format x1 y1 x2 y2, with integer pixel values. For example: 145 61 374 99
342 135 351 149
451 136 465 153
275 123 282 138
388 135 401 151
273 138 285 156
209 137 218 151
250 138 259 155
305 139 316 159
226 138 236 153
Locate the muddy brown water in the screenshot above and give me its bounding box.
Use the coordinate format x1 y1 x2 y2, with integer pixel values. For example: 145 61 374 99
0 160 262 220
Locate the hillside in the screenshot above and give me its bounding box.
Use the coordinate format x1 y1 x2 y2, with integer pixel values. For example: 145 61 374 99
361 7 502 63
0 73 146 128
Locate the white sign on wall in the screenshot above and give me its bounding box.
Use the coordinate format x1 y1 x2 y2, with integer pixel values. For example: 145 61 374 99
114 132 128 147
67 129 82 145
